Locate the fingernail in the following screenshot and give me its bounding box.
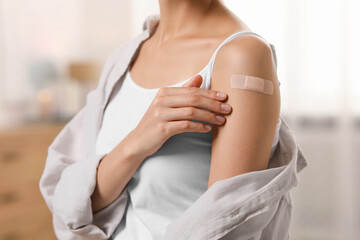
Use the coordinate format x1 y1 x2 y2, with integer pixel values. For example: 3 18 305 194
221 104 231 111
217 92 227 98
216 115 225 123
205 124 212 130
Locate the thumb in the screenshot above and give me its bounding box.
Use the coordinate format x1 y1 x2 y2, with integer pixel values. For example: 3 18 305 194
182 74 203 87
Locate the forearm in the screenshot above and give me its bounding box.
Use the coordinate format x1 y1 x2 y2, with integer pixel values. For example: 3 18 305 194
91 134 146 213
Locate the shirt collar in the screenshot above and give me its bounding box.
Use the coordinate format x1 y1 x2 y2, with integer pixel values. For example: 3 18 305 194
142 13 161 34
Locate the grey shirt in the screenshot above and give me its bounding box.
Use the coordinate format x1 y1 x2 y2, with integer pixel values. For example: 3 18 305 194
39 13 308 240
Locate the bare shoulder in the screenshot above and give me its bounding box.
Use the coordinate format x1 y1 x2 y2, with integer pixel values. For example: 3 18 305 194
207 31 281 189
212 33 277 82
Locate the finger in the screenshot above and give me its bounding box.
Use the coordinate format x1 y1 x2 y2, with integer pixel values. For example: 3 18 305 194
166 120 212 135
157 86 228 101
182 74 203 87
162 107 226 125
161 94 232 114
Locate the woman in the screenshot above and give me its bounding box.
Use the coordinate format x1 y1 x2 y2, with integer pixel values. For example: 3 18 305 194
40 0 308 239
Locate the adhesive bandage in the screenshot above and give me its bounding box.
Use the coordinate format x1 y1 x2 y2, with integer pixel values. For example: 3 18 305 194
230 74 274 95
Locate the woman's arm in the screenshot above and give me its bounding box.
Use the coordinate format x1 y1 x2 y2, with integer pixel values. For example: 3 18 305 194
207 34 280 189
39 106 129 239
92 74 233 212
39 46 133 239
91 132 147 213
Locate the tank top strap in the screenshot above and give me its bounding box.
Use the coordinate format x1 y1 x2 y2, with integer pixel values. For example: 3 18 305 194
204 31 280 89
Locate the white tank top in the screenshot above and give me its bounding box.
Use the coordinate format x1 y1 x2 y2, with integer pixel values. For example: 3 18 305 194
95 31 282 240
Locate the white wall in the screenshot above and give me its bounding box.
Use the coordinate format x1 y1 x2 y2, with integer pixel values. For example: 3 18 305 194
0 0 134 127
0 0 6 127
77 0 132 63
0 0 84 126
130 0 159 36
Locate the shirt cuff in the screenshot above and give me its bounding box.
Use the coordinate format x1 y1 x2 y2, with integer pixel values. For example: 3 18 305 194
52 153 129 239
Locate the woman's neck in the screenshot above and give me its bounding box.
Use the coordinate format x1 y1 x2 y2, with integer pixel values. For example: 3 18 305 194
154 0 225 45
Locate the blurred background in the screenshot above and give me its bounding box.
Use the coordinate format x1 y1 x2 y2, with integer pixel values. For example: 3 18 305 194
0 0 359 239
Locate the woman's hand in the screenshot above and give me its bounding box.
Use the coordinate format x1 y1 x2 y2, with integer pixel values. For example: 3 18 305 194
127 75 232 159
91 75 232 213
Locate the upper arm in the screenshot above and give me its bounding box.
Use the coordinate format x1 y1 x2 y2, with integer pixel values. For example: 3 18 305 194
207 35 281 189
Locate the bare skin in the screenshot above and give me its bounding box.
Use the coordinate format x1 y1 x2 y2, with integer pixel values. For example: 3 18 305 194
91 0 257 213
130 0 251 89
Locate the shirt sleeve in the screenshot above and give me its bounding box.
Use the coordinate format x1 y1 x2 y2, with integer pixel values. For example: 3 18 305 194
39 101 129 239
39 47 131 239
163 166 289 240
163 118 308 240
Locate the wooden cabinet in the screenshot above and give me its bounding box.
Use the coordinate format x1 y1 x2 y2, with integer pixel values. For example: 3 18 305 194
0 123 66 240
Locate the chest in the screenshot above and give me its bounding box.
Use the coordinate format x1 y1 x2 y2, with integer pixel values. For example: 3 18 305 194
129 37 223 89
